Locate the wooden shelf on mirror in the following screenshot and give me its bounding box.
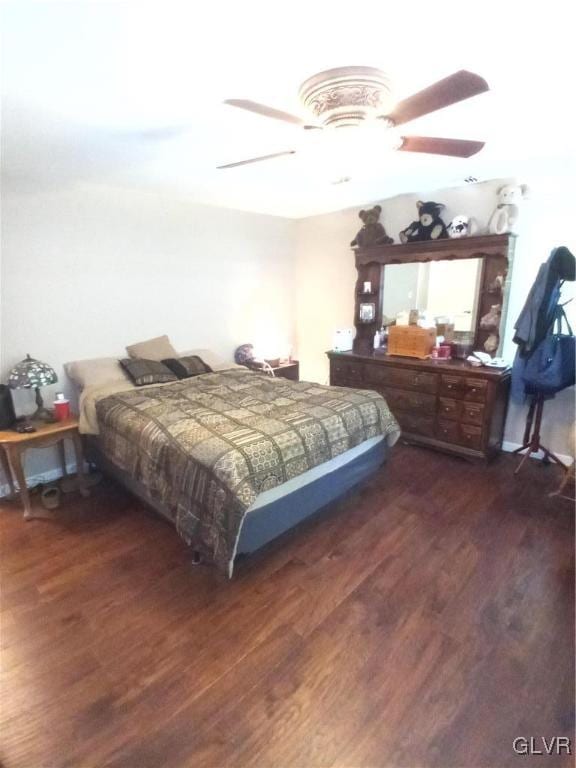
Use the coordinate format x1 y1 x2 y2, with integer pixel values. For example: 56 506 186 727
352 233 516 359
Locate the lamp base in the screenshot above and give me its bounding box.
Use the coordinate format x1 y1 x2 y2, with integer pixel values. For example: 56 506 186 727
31 405 56 423
32 388 56 423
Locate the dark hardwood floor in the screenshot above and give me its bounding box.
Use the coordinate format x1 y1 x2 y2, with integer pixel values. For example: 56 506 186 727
1 444 574 768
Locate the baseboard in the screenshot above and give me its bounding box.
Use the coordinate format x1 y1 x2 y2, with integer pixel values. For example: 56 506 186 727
501 441 573 466
1 443 573 500
0 461 78 499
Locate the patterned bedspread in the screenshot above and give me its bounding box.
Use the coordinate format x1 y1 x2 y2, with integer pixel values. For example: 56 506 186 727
95 369 400 575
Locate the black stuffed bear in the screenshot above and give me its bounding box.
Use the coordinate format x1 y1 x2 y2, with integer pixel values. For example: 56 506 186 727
399 201 449 243
350 205 394 248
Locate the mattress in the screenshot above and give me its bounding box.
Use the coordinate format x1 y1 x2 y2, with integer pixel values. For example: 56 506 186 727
236 436 387 556
247 435 384 512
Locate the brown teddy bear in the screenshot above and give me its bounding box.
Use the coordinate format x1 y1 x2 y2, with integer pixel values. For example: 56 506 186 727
350 205 394 248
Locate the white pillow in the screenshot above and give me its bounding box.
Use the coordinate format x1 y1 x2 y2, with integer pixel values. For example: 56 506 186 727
179 348 242 371
65 357 129 391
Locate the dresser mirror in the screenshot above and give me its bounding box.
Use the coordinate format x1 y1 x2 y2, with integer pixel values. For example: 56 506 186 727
381 258 482 333
352 234 516 356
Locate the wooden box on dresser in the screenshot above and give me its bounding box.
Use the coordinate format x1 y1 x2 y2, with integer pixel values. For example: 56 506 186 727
327 353 510 462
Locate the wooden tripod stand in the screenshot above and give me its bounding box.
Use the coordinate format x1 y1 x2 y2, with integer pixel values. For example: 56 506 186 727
513 393 569 475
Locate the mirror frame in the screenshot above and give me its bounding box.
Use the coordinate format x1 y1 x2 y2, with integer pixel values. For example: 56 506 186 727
352 233 517 356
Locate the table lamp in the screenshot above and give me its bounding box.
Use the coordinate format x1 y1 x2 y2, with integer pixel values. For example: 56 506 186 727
8 354 58 422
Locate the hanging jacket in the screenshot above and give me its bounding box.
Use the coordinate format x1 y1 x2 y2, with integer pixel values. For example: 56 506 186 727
511 246 575 402
513 246 575 356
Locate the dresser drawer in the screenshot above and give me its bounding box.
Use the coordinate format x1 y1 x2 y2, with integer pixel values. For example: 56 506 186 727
440 375 488 402
438 397 461 421
436 419 460 443
383 386 436 416
459 423 483 450
331 360 363 386
365 365 438 394
461 402 485 426
436 419 484 449
463 378 487 402
440 375 466 398
396 411 435 437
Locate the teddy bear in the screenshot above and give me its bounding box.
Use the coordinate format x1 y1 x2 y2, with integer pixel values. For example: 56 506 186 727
488 184 529 234
399 201 449 243
350 205 394 248
447 214 478 238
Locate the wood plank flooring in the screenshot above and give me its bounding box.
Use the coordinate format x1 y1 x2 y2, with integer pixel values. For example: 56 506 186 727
1 445 574 768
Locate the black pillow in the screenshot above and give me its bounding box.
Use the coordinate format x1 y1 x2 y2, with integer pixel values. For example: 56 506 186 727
119 358 178 387
161 356 212 379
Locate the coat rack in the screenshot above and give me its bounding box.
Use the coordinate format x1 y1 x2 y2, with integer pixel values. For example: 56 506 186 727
512 393 568 474
512 246 575 477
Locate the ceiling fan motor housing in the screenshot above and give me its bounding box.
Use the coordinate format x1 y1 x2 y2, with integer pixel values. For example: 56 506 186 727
299 66 394 128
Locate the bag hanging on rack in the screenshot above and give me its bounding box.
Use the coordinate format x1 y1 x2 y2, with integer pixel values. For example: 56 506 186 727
522 304 575 395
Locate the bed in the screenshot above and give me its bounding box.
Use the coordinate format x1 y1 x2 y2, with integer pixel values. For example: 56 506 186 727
75 355 400 576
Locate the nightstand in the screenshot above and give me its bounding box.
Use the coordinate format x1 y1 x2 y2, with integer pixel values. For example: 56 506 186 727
271 361 299 381
0 418 89 519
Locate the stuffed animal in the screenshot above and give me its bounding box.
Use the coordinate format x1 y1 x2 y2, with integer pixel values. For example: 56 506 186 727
447 215 478 238
484 334 499 353
350 205 394 248
399 201 449 243
488 184 529 234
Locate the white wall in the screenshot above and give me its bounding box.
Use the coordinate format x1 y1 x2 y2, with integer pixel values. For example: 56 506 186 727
2 174 573 490
1 183 296 480
294 177 575 457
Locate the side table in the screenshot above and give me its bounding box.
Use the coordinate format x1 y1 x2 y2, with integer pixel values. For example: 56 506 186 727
0 418 89 519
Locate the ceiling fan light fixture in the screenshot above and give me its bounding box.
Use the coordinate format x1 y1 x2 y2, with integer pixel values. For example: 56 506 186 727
219 68 488 169
299 66 395 128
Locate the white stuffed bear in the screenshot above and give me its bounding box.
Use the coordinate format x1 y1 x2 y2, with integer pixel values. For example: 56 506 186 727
447 215 478 238
488 184 529 234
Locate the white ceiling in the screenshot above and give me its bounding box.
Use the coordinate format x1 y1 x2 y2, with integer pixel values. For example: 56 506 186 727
2 0 575 218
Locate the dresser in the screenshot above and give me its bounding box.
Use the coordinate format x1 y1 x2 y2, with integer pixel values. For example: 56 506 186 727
328 351 510 461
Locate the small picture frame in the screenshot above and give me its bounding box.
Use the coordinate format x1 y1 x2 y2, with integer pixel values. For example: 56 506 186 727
362 281 372 294
359 302 375 322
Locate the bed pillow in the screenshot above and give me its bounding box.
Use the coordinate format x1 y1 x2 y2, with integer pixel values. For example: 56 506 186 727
126 335 177 362
161 356 212 379
65 357 129 390
178 348 243 371
119 358 178 387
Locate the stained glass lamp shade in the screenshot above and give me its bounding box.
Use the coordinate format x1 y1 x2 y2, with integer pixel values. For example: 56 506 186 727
8 354 58 421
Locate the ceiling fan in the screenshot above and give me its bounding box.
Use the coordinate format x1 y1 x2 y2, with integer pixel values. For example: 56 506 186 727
218 67 488 170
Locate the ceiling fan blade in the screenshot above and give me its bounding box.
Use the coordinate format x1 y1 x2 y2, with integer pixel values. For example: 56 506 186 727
217 150 296 169
223 99 311 126
398 136 485 158
388 70 489 126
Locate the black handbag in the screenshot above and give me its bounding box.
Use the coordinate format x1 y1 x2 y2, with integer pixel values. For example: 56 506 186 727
523 304 575 395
